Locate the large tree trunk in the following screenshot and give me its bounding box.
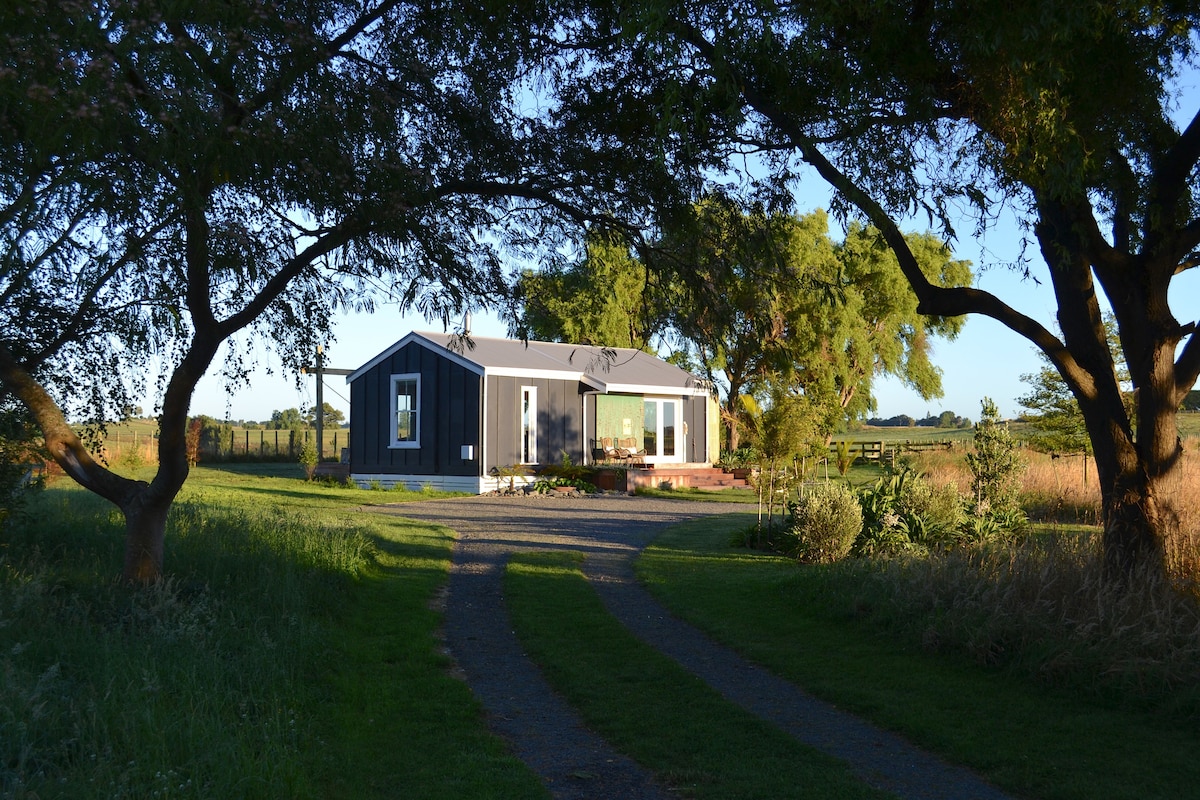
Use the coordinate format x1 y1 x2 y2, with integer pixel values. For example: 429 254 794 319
1102 473 1172 578
122 498 172 583
1080 336 1184 581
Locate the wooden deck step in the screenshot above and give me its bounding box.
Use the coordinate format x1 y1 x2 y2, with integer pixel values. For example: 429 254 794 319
626 466 748 492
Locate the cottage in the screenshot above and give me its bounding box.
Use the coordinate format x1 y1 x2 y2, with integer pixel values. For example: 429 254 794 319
346 331 720 492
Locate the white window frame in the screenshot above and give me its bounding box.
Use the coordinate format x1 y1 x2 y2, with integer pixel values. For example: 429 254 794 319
520 385 538 465
390 373 421 449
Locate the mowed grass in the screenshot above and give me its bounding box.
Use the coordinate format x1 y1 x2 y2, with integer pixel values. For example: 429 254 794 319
636 515 1200 800
504 551 890 800
12 453 1200 799
0 466 544 799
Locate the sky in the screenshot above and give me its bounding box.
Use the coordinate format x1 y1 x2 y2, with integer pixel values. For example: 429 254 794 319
179 87 1200 428
182 191 1199 428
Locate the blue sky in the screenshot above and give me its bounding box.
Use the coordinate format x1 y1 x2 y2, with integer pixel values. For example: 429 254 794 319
181 72 1200 427
185 194 1200 427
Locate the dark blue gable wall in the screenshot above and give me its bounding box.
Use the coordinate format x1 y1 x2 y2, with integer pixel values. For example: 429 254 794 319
349 341 482 477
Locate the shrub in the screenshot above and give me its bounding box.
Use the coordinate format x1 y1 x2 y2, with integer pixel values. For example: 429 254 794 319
854 467 922 556
834 440 855 476
298 437 318 480
185 417 202 465
494 463 533 491
532 477 597 494
718 446 759 469
966 397 1025 514
539 451 591 482
897 478 966 549
0 407 44 526
783 482 863 563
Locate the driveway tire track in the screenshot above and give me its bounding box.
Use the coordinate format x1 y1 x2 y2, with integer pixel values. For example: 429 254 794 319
375 495 1013 800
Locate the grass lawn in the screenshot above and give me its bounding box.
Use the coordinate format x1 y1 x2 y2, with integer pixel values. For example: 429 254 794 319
12 461 1200 799
635 514 1200 800
504 551 891 800
0 467 543 799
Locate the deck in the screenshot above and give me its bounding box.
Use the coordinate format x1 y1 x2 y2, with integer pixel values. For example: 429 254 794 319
624 463 749 492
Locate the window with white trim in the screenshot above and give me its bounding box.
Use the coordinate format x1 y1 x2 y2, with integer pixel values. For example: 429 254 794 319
520 385 538 464
390 373 420 448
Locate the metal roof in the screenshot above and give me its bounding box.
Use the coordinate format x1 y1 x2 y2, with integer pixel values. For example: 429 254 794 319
347 331 712 396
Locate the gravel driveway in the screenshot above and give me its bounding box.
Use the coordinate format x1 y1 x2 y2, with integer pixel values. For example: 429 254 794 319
370 494 1014 800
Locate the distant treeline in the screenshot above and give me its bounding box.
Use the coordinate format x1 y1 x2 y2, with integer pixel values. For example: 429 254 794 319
866 411 972 428
868 390 1198 429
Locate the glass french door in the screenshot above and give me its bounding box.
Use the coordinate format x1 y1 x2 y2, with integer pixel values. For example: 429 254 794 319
643 398 681 462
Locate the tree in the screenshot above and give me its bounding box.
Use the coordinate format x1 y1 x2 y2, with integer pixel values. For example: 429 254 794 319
1020 318 1131 485
515 229 663 351
556 1 1200 577
520 196 969 451
320 402 346 429
661 201 969 448
739 382 820 542
788 221 972 433
659 197 835 451
1020 363 1094 459
0 0 657 581
302 402 345 429
270 409 305 431
966 398 1025 517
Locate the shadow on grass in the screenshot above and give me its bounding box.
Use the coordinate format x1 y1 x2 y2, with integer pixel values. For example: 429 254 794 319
638 517 1200 800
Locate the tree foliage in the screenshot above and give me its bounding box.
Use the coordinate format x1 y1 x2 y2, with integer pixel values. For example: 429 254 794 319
515 229 662 350
1019 363 1094 458
738 382 820 538
1019 319 1130 458
966 398 1025 517
270 409 305 431
304 402 345 429
518 197 970 450
545 0 1200 577
791 220 971 433
0 0 665 580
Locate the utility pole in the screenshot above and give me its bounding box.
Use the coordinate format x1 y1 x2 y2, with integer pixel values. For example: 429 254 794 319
301 345 353 461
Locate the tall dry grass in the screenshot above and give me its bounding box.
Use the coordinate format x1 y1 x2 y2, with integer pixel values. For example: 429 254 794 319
851 532 1200 715
865 438 1200 712
909 437 1200 539
907 445 1105 523
1161 438 1200 587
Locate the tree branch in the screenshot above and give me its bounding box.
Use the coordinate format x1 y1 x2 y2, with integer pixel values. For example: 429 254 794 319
1146 105 1200 260
432 178 633 231
0 341 144 508
246 0 405 114
165 21 247 129
216 219 366 338
1176 327 1200 405
668 19 1070 372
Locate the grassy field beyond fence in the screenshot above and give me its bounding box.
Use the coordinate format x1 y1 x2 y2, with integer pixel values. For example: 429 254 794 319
89 418 351 466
